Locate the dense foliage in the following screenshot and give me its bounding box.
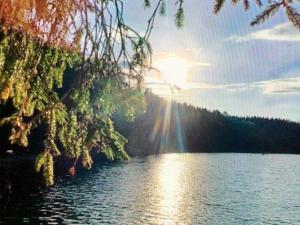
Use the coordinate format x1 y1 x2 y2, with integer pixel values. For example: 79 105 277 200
0 27 146 186
0 1 184 186
1 0 300 186
117 92 300 156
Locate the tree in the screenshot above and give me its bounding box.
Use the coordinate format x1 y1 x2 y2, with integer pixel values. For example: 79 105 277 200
0 0 184 186
4 0 297 187
214 0 300 30
117 92 300 156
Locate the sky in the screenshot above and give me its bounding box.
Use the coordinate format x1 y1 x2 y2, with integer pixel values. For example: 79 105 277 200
123 1 300 122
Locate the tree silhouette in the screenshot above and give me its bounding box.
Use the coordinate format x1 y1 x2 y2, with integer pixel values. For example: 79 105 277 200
116 92 300 156
214 0 300 30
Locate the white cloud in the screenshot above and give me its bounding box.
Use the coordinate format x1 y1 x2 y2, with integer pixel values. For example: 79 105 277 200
228 23 300 42
146 77 300 96
145 58 300 96
222 77 300 94
214 77 300 94
259 77 300 94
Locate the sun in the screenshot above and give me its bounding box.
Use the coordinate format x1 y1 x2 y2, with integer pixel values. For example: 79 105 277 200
153 56 190 87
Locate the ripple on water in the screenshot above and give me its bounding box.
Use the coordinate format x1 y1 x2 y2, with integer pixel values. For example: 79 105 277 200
1 153 300 224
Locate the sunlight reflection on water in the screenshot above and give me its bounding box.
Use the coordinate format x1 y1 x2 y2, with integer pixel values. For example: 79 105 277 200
157 155 183 224
2 153 300 225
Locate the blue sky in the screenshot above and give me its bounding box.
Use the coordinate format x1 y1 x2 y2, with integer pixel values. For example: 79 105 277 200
124 1 300 122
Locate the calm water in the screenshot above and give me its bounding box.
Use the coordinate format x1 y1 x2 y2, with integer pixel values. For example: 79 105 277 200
1 153 300 224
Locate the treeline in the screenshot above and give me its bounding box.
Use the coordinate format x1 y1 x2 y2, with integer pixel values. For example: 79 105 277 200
115 91 300 156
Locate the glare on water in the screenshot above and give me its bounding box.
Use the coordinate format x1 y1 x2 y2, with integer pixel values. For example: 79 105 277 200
2 153 300 225
157 155 184 224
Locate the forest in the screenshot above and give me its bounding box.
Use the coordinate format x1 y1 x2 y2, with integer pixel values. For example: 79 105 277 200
1 0 300 186
116 91 300 156
2 1 300 223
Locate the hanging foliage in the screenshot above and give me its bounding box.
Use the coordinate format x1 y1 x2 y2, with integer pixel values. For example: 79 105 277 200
214 0 300 30
0 1 185 186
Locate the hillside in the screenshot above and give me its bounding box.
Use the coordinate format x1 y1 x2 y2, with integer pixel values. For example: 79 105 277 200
115 91 300 156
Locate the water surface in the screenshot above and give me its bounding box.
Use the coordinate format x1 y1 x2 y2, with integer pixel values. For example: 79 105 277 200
1 153 300 224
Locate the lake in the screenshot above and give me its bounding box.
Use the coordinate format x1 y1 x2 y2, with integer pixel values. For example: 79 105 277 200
1 153 300 224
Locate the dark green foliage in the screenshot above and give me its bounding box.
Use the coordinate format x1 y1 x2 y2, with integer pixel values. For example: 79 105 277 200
0 0 194 186
175 0 184 28
0 0 190 186
144 0 151 7
116 92 300 156
144 0 185 27
0 29 146 185
160 1 167 16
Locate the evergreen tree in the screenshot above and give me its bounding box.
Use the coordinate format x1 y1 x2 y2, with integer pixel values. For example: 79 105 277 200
214 0 300 29
117 92 300 156
0 1 184 186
